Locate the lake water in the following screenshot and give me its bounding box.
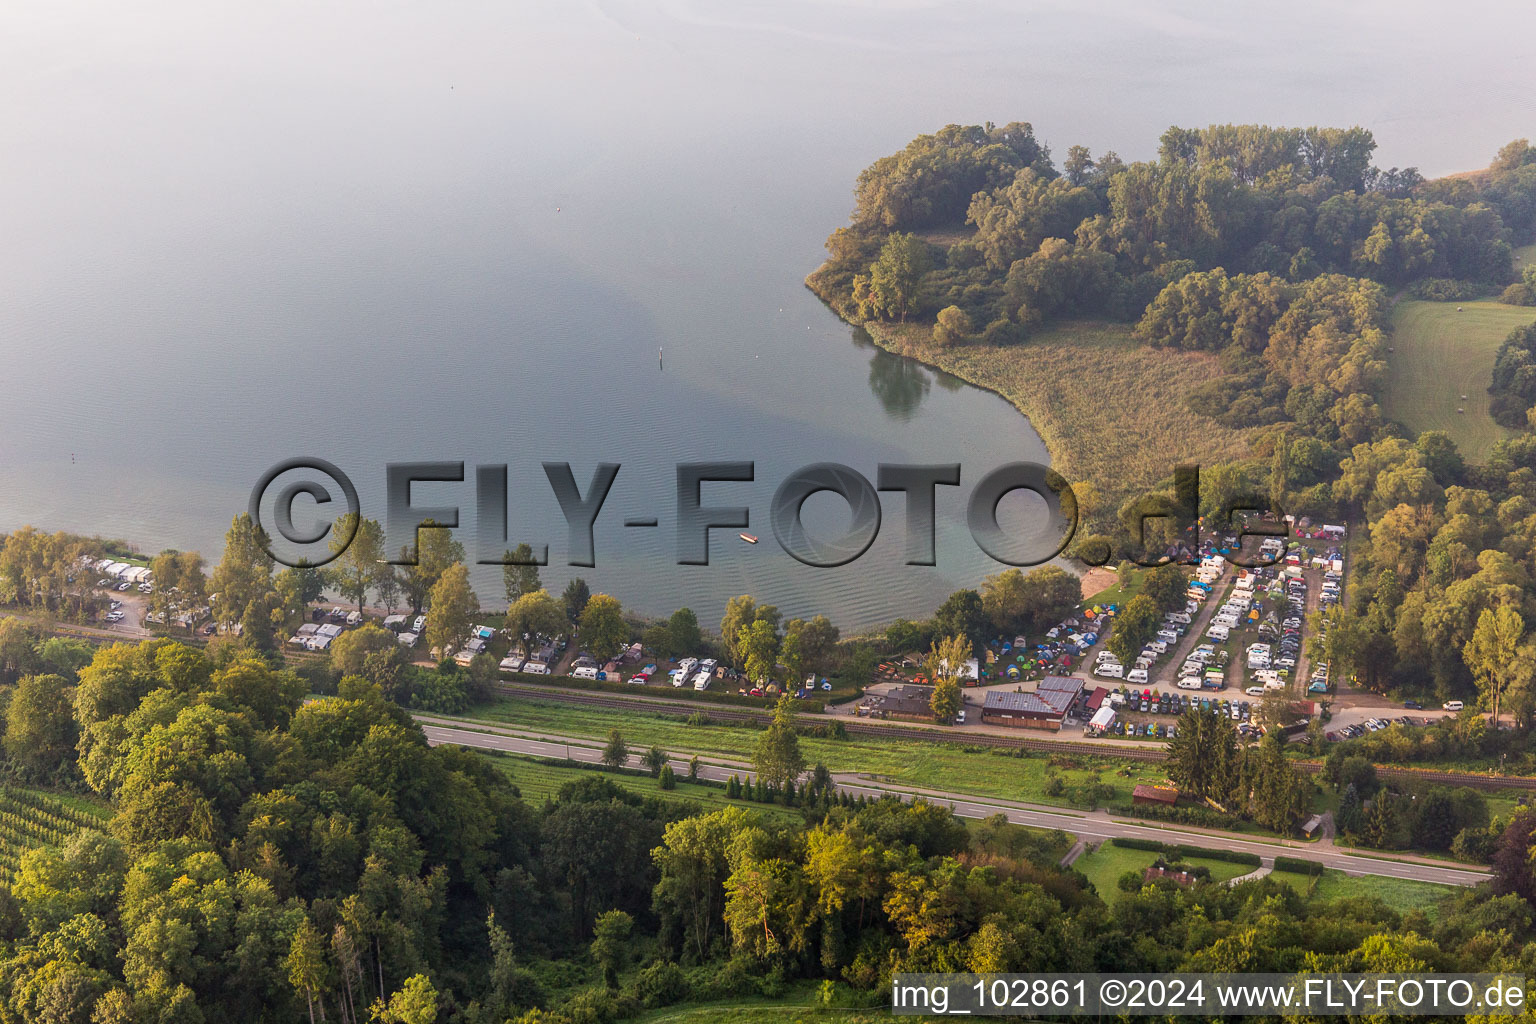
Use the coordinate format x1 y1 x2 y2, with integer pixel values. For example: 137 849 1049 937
2 0 1531 630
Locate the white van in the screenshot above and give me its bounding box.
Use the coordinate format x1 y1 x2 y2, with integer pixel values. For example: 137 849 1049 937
1126 668 1149 685
572 665 599 680
1095 663 1124 679
1245 686 1266 697
1443 700 1464 712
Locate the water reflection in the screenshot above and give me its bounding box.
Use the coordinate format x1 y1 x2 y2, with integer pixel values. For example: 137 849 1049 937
855 326 932 421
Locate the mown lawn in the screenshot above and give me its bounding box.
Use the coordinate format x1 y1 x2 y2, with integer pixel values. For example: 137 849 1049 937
459 696 1172 808
1383 299 1536 458
1072 843 1253 904
864 319 1256 504
1265 868 1455 917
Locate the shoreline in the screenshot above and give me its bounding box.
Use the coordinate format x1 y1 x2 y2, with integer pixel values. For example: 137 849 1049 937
804 272 1257 509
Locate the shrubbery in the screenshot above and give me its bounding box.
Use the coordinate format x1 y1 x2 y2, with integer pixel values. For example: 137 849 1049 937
1410 277 1489 301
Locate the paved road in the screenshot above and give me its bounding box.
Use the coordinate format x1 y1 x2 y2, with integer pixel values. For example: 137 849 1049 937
417 715 1492 888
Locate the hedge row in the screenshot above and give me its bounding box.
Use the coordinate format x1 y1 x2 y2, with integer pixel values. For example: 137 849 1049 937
1172 844 1261 867
1108 837 1261 867
499 671 826 713
1273 855 1324 876
1118 801 1244 830
1109 837 1166 852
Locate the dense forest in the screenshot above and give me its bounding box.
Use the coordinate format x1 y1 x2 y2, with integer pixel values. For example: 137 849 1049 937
7 637 1536 1023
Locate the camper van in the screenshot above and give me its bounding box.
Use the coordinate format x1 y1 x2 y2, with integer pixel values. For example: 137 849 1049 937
1206 624 1230 642
1094 662 1124 679
691 671 712 691
572 665 599 680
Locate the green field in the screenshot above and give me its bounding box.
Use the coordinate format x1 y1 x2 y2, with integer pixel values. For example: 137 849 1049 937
1266 868 1455 916
461 696 1171 809
1071 843 1254 903
483 753 799 819
1384 298 1536 458
0 784 113 883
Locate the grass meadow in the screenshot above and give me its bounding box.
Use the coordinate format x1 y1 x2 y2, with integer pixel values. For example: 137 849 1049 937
1384 298 1536 458
864 320 1256 503
462 695 1172 808
1265 868 1455 917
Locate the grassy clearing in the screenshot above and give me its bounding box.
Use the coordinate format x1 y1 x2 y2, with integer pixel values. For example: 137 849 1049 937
1383 299 1536 458
1513 243 1535 278
461 696 1171 808
1072 843 1253 904
482 753 798 819
1265 868 1455 916
864 320 1256 503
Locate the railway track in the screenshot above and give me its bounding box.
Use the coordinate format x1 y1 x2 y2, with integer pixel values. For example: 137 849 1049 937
495 682 1536 791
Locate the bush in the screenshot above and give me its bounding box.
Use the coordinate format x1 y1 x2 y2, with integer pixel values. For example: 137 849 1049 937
1501 282 1536 306
1171 843 1261 867
560 987 637 1024
631 960 690 1008
695 956 764 999
1451 823 1500 863
658 764 676 790
1410 278 1488 301
1110 837 1167 852
1273 855 1324 876
934 305 975 346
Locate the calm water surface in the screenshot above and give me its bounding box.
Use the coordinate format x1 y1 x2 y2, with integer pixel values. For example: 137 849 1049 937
1 0 1531 628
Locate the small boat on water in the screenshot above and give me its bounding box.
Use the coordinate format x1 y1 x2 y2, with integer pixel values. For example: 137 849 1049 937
739 533 758 544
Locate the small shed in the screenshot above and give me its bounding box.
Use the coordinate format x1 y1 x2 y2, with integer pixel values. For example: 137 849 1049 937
1131 784 1180 807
